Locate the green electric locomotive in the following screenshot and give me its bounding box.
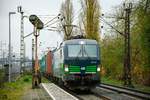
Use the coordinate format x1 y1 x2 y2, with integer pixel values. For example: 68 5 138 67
52 39 101 90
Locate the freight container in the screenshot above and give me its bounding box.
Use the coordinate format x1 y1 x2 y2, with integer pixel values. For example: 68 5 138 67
40 55 46 73
46 51 53 75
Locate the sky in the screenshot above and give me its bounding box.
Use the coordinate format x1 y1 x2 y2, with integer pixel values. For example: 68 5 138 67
0 0 124 59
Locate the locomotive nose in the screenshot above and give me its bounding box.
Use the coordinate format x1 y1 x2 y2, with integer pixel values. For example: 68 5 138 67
81 66 86 75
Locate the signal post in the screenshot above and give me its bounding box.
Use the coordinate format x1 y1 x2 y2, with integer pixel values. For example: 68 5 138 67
29 15 43 88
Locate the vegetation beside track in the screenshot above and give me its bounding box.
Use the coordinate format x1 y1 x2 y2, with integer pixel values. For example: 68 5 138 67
0 74 31 100
0 69 5 88
0 73 49 100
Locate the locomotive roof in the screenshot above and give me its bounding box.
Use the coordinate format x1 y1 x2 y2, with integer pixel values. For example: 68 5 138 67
63 39 98 45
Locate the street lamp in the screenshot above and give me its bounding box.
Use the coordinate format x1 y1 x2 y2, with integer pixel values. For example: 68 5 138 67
8 12 16 82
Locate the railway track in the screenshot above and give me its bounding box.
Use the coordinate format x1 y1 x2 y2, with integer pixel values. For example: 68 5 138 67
52 82 150 100
41 78 109 100
97 83 150 100
43 76 150 100
42 76 102 100
75 91 110 100
58 86 110 100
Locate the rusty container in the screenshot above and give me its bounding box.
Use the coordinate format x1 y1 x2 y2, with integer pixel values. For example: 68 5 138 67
46 51 53 75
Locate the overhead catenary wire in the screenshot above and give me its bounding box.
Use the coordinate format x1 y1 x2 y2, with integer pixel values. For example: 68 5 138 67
100 16 124 36
44 19 60 28
23 14 61 39
44 14 61 26
72 7 83 23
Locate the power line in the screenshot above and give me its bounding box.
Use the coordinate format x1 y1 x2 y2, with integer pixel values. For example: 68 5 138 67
72 7 83 23
100 16 124 36
44 14 61 26
44 19 60 28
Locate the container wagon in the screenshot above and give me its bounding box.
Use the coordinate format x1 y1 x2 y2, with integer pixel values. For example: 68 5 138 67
40 55 46 75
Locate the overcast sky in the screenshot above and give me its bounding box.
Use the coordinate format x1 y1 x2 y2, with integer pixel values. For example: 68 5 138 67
0 0 124 59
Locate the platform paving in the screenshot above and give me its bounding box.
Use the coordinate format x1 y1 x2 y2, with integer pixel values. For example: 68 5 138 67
22 86 52 100
41 83 79 100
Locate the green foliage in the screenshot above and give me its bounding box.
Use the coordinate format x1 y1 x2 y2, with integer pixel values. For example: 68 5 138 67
0 69 5 87
101 76 123 86
101 0 150 86
42 77 50 83
0 75 32 100
130 0 150 85
23 76 30 82
101 36 124 79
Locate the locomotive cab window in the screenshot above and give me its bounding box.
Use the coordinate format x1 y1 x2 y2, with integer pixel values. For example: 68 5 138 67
83 45 97 58
67 45 82 57
67 44 98 58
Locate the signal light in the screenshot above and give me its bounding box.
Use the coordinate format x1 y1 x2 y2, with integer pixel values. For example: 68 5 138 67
29 15 43 29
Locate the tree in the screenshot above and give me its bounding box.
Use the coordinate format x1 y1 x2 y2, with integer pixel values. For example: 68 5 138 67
80 0 101 41
101 35 124 79
131 0 150 85
101 0 150 86
60 0 73 40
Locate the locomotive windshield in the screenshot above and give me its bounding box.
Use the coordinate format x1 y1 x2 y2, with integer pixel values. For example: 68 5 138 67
68 45 82 57
67 44 98 58
83 45 97 57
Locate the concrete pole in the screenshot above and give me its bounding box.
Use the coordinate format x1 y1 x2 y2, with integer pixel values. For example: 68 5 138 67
8 12 16 82
18 6 25 73
32 39 34 73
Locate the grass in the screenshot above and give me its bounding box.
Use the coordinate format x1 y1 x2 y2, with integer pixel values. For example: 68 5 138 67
0 73 50 100
101 76 150 93
101 76 123 86
0 74 32 100
133 84 150 93
42 76 50 83
0 70 5 88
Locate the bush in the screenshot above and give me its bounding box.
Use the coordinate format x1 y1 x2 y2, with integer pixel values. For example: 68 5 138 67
23 78 29 82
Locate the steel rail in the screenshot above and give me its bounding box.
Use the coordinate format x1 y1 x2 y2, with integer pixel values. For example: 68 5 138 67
99 83 150 100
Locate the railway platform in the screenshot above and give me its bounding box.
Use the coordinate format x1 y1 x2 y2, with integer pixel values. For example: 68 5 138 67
22 83 79 100
41 83 79 100
22 84 52 100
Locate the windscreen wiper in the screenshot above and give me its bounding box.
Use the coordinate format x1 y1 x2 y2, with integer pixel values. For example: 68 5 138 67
75 47 82 61
83 47 91 60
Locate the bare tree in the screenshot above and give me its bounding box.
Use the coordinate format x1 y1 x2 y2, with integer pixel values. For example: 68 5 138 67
80 0 101 41
60 0 73 40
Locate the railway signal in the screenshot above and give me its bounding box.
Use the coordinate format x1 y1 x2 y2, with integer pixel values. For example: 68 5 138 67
29 15 43 88
29 15 44 29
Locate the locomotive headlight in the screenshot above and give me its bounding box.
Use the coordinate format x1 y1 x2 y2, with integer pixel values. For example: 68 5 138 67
64 65 69 72
97 67 100 72
80 41 85 44
65 67 69 72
